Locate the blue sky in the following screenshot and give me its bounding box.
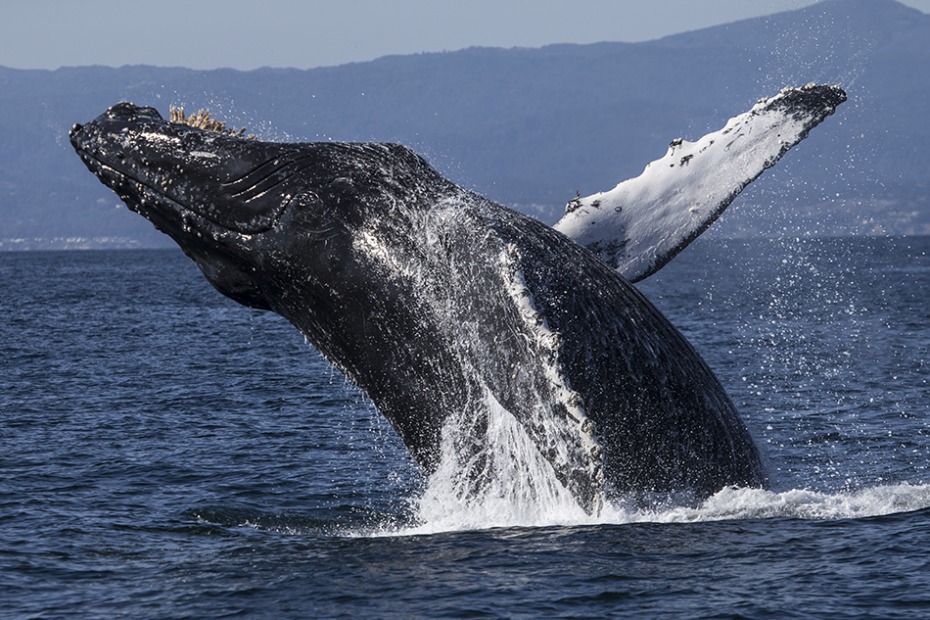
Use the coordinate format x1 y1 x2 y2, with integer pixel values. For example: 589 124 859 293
3 0 928 71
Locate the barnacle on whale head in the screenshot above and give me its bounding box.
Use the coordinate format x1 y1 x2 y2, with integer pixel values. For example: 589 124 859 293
168 106 255 139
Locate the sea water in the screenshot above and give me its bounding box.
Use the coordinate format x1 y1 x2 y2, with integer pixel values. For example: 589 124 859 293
2 237 929 618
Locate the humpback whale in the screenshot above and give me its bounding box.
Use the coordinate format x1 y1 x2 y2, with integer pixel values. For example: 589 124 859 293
70 85 845 513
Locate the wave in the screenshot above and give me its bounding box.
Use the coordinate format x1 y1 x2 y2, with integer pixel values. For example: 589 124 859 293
186 479 930 537
621 483 930 523
394 483 930 536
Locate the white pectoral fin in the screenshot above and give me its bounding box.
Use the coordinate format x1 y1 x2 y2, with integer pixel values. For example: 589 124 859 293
553 84 847 282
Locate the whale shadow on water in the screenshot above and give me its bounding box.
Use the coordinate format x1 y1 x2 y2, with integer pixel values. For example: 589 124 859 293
70 85 846 519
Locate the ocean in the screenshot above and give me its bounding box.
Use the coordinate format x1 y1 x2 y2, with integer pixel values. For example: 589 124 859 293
2 236 929 619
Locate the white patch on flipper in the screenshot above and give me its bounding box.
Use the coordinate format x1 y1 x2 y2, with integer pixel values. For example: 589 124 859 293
554 84 845 282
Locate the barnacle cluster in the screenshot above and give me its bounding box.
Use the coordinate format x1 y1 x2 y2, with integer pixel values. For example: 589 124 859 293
169 106 254 139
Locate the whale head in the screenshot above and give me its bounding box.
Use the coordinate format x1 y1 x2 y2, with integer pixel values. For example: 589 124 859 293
70 102 446 313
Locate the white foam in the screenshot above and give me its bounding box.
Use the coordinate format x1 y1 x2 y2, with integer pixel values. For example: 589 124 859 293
388 373 930 535
617 483 930 524
375 483 930 537
390 384 930 535
408 387 592 535
382 336 930 536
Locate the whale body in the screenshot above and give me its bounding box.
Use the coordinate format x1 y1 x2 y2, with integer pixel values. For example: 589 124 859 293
69 85 844 512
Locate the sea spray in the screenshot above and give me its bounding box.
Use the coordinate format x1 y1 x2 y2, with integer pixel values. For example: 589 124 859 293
618 483 930 524
404 478 930 536
411 387 593 533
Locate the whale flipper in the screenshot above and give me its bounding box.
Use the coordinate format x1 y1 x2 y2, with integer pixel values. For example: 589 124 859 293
553 84 847 282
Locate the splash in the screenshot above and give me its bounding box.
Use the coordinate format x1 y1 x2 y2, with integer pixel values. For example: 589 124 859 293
409 387 593 534
397 372 930 535
395 480 930 537
620 483 930 524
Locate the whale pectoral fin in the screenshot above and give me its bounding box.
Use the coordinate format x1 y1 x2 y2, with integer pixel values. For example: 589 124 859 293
553 84 847 282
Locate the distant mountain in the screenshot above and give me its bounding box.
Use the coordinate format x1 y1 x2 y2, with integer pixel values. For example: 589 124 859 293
1 0 928 248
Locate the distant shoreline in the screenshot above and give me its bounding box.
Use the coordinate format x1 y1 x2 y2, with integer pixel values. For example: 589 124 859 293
3 233 927 252
0 237 173 251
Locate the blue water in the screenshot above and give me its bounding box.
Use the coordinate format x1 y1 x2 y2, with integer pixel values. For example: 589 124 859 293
3 236 930 618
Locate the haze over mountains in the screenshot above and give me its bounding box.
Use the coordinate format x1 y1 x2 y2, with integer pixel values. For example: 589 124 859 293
1 0 928 248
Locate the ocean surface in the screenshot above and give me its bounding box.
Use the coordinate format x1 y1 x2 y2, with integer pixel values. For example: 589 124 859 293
2 236 929 619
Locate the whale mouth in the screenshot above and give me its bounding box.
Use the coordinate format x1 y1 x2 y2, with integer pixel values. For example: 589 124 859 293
69 104 292 238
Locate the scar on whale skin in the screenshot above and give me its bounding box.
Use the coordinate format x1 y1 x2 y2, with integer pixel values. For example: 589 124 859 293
69 84 845 513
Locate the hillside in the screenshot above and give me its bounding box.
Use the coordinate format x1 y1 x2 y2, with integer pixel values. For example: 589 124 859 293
1 0 928 248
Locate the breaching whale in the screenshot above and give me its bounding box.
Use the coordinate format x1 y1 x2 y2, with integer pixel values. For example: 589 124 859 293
70 84 845 513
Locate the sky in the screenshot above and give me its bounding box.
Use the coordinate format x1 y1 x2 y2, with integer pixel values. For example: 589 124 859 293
3 0 929 71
